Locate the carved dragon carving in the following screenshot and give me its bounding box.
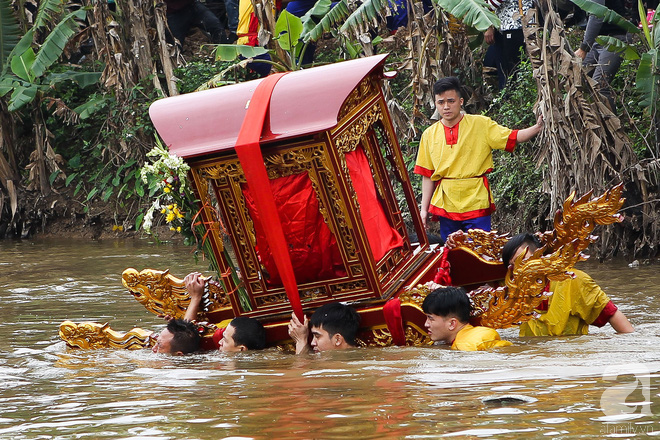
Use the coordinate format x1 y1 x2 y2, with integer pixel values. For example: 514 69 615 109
121 268 231 319
470 241 585 328
453 185 625 328
59 321 154 349
539 183 625 253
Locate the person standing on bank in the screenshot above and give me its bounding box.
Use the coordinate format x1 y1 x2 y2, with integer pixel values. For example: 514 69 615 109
484 0 534 89
414 77 543 241
574 0 633 110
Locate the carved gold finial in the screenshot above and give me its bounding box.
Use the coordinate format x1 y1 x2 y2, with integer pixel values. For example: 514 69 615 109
59 321 154 349
121 268 231 319
540 183 625 253
469 240 585 328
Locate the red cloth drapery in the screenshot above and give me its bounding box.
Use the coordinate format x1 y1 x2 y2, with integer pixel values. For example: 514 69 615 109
242 172 346 285
345 146 403 261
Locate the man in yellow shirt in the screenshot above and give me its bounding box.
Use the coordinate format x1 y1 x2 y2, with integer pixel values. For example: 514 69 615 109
501 233 635 336
414 76 543 240
422 286 511 351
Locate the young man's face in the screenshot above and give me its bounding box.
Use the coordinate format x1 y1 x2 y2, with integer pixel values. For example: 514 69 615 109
434 89 463 125
152 328 175 354
219 324 245 352
424 313 455 344
310 326 338 352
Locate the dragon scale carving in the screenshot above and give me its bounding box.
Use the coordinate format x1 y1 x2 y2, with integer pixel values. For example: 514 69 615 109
121 268 230 319
59 321 154 349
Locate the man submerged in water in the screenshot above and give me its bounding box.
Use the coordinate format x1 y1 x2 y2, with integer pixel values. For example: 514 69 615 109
152 272 266 354
423 286 512 351
501 233 634 336
288 302 361 354
151 318 201 355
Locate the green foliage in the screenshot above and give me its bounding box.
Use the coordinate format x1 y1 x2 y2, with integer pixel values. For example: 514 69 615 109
0 0 21 74
338 0 389 35
432 0 500 32
303 0 350 42
275 10 303 51
636 49 659 107
11 46 36 81
3 5 98 112
174 60 244 93
301 0 334 37
34 0 67 30
487 59 549 232
570 0 640 34
573 0 659 115
596 35 640 60
214 44 269 62
31 9 86 77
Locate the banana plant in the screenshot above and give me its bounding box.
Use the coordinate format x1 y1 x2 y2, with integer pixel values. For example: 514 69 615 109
571 0 660 113
209 10 312 84
0 0 101 194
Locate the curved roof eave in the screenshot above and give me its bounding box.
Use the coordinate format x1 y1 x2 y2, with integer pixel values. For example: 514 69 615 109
149 54 389 160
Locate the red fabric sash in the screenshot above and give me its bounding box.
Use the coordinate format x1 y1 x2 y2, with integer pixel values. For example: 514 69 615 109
383 299 406 346
345 147 403 260
234 72 304 321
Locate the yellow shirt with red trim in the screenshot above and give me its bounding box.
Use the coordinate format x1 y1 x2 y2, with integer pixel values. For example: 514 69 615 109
414 114 517 220
451 324 512 351
237 0 258 46
518 269 613 336
237 0 280 46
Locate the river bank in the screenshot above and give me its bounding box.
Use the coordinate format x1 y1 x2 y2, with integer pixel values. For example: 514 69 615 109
4 189 182 242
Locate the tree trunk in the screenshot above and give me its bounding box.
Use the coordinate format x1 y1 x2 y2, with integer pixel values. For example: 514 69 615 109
33 105 51 196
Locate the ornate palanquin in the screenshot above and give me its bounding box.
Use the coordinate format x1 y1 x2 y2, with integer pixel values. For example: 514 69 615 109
147 55 431 323
59 55 626 350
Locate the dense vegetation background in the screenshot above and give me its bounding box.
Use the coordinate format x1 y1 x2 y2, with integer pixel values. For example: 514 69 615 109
0 0 657 259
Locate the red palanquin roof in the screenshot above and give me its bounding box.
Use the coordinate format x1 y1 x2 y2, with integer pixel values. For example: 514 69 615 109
149 54 389 159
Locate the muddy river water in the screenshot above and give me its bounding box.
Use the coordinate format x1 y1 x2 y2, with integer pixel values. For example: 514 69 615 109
0 238 659 439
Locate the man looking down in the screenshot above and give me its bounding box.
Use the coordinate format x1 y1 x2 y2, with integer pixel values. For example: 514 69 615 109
422 286 512 351
501 233 634 336
414 76 543 241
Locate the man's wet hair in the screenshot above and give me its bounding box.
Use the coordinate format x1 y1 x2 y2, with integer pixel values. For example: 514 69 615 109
310 302 361 346
167 319 201 354
422 286 471 324
231 316 267 350
433 76 463 98
501 233 543 267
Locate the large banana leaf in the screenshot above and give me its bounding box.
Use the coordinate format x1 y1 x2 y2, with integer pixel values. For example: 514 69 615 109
303 0 350 43
338 0 389 36
644 2 660 49
11 46 35 82
301 0 333 36
31 9 85 77
214 44 269 61
33 0 66 30
0 76 13 96
570 0 639 34
636 49 659 109
432 0 500 32
275 10 303 51
638 0 652 47
8 82 39 111
0 0 21 74
596 35 640 59
48 71 102 88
